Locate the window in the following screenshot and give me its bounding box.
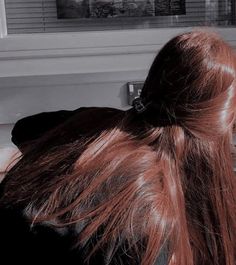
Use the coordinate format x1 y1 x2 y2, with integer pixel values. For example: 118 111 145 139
4 0 236 34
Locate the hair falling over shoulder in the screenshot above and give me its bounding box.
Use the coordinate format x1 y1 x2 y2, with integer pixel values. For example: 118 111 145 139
1 30 236 265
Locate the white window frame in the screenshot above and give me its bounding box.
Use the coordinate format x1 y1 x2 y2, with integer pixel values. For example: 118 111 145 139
0 0 7 37
0 2 236 78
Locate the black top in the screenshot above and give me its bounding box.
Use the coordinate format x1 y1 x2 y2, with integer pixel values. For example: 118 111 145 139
0 107 168 265
11 107 123 152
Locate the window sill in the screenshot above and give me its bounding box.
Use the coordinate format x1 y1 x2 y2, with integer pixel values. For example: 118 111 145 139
0 27 235 78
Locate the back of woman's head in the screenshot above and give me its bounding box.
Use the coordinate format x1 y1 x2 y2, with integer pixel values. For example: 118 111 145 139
1 31 236 265
141 30 236 138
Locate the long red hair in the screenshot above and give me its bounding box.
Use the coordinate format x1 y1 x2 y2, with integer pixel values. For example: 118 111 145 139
1 31 236 265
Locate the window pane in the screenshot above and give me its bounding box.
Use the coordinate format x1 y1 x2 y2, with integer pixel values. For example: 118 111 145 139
5 0 236 34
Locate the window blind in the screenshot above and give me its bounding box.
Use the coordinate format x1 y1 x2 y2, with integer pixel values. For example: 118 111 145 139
5 0 235 34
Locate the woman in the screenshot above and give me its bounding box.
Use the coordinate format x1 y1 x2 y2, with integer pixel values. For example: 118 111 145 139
0 30 236 265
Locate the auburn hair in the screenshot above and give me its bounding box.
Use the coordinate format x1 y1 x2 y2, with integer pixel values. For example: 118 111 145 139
1 30 236 265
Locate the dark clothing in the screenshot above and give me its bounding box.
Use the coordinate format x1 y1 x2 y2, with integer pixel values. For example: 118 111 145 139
0 107 167 265
11 107 124 152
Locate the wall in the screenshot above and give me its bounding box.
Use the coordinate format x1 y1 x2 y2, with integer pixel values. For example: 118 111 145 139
0 70 148 147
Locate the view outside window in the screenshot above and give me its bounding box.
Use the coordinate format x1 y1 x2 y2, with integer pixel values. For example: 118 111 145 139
56 0 186 18
4 0 236 34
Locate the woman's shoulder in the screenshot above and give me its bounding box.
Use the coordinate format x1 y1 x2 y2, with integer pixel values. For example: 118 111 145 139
11 107 125 151
73 106 125 121
70 107 125 131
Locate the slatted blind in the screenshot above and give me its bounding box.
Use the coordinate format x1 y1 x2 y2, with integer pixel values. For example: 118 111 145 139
5 0 235 34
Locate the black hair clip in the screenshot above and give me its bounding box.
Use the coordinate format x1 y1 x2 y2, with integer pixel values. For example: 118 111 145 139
132 97 147 114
